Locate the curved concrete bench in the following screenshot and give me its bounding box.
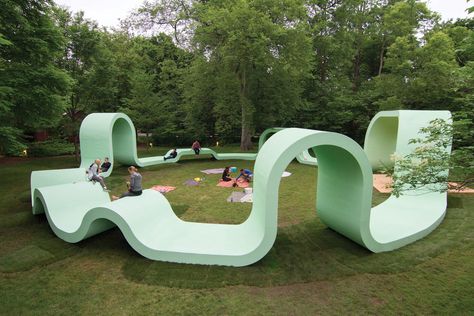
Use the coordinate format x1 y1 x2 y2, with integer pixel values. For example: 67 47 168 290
364 110 452 251
30 115 313 206
79 113 257 175
33 129 371 266
30 110 452 266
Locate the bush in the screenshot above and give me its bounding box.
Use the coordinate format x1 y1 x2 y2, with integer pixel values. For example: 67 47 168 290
0 127 26 156
28 140 75 157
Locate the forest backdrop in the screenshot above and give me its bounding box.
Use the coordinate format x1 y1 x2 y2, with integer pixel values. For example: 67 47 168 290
1 0 473 156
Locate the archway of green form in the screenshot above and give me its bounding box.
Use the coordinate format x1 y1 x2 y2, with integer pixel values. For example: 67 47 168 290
258 127 318 166
30 110 452 265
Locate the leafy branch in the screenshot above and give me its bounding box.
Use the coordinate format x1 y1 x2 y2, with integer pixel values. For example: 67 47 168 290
381 116 473 197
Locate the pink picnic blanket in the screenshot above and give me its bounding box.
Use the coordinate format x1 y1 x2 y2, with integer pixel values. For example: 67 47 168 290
151 185 176 193
216 179 250 188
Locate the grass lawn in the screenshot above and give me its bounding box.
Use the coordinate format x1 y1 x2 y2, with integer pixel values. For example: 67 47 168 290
0 146 473 314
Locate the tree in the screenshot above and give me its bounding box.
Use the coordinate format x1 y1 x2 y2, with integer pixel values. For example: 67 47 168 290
122 64 161 146
54 8 119 159
375 30 458 111
190 0 312 149
128 0 195 47
121 34 191 145
0 0 71 155
374 0 434 76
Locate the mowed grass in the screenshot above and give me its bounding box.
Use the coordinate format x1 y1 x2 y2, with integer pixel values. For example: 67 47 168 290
0 146 473 315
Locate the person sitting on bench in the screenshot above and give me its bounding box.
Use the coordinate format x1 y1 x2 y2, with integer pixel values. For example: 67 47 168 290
236 168 253 182
101 157 112 172
88 159 109 191
192 140 201 155
112 166 142 200
164 149 178 161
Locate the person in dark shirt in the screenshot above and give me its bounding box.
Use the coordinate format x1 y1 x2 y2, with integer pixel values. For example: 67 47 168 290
192 140 201 155
101 157 112 172
222 166 232 182
164 149 178 161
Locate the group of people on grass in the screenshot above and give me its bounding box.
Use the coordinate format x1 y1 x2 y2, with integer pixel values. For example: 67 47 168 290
222 166 253 186
89 140 203 200
88 139 253 199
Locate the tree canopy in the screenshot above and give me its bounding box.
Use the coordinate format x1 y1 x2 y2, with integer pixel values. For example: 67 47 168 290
0 0 473 157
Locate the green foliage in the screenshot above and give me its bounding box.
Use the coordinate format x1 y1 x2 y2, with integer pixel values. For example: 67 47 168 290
0 127 25 157
383 116 473 197
188 0 312 149
28 139 75 157
1 0 474 159
0 0 71 155
376 31 458 110
121 33 192 145
384 119 452 197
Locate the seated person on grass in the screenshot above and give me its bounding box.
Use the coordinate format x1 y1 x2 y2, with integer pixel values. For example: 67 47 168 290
236 168 253 182
101 157 112 172
88 159 109 191
112 166 142 200
222 166 232 182
164 148 178 161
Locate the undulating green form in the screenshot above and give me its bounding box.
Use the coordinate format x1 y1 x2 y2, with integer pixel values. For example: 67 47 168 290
30 110 452 266
258 127 318 166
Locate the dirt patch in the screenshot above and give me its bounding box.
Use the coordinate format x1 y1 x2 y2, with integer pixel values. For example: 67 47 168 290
0 155 75 166
0 156 35 165
373 174 474 194
245 279 332 300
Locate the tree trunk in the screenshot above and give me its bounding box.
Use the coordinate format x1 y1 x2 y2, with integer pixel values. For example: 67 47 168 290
352 47 361 91
378 38 386 76
238 68 253 151
69 94 81 163
146 132 150 151
74 135 80 162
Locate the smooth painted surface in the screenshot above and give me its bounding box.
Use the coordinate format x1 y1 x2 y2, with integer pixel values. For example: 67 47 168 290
363 110 452 251
31 111 452 266
258 127 318 166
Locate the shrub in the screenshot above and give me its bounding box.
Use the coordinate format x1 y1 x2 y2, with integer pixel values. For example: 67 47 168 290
0 127 25 156
28 140 75 157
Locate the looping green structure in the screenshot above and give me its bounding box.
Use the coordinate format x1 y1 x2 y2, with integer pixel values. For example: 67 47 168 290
31 110 452 266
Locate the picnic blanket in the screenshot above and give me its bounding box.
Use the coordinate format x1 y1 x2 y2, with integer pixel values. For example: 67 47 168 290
184 179 200 186
217 179 250 188
151 185 176 193
201 168 225 175
227 191 253 203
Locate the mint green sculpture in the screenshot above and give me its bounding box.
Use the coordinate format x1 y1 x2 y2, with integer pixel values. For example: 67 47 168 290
79 113 256 176
31 110 452 266
258 127 318 166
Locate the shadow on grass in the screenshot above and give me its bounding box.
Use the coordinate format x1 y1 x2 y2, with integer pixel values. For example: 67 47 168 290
119 201 473 289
